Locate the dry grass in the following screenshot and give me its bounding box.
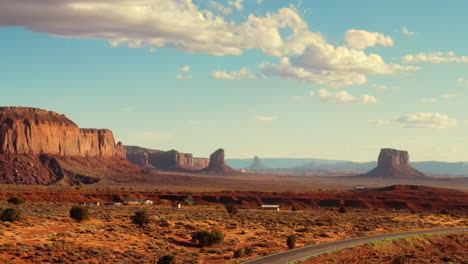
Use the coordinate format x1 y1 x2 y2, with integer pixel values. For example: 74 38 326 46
0 200 467 264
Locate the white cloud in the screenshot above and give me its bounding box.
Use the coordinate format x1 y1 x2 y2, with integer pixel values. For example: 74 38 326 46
440 94 463 99
209 1 232 15
137 132 171 141
402 26 415 36
176 74 192 79
392 113 456 128
457 77 468 85
0 1 333 57
254 115 279 122
371 84 400 91
421 98 438 104
228 0 243 11
403 52 468 64
345 29 394 50
257 0 264 4
317 89 377 104
212 68 256 80
182 66 191 72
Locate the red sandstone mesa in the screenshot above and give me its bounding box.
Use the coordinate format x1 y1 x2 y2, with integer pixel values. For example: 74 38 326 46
0 107 138 185
0 107 124 158
357 148 426 178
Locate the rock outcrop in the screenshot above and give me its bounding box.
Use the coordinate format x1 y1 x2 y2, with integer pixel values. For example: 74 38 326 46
0 107 125 158
249 156 266 171
0 107 139 185
203 148 237 174
124 146 209 171
356 148 426 178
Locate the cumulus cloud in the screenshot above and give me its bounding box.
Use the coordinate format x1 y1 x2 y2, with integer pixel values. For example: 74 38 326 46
392 113 456 128
182 66 191 72
228 0 243 11
368 119 390 126
212 68 256 80
254 115 279 122
345 29 394 50
372 84 400 91
440 94 463 99
403 52 468 64
209 1 232 15
402 26 415 36
421 98 438 104
457 77 468 85
176 74 192 79
315 89 377 104
0 0 330 57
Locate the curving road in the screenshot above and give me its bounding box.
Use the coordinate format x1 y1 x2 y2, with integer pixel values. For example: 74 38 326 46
242 228 468 264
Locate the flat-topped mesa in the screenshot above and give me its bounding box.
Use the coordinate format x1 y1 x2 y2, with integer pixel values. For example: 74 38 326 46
356 148 426 179
0 107 125 159
377 148 410 168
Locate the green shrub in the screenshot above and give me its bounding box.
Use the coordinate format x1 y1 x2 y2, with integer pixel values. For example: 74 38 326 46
157 254 177 264
131 210 150 228
69 206 89 222
183 196 195 206
244 245 254 256
338 207 347 213
291 206 299 211
225 204 239 217
393 255 408 264
1 208 21 222
7 197 25 205
286 234 296 249
192 230 224 247
233 248 244 258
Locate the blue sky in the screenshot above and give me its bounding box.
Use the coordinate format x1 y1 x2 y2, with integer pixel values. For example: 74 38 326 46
1 0 467 161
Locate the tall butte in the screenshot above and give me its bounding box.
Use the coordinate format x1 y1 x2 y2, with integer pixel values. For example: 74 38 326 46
0 107 139 185
357 148 426 178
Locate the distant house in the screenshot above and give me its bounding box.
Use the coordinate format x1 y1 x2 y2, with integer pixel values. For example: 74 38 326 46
239 169 247 173
172 202 182 209
353 186 367 190
260 205 280 211
123 198 154 205
79 202 100 206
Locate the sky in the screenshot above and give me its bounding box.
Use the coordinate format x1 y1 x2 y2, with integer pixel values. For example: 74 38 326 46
1 0 468 162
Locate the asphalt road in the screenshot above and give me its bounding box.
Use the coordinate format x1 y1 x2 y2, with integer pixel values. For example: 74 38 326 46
242 228 468 264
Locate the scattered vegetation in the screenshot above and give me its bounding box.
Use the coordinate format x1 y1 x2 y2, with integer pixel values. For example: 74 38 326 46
1 208 21 222
192 230 225 247
157 254 177 264
69 206 89 222
130 210 150 228
287 234 297 249
7 197 25 205
183 196 195 206
338 207 347 213
224 204 239 217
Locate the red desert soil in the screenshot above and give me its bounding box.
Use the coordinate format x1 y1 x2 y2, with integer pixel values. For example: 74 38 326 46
302 232 468 264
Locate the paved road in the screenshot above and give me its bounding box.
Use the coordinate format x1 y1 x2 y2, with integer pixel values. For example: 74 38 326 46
243 228 468 264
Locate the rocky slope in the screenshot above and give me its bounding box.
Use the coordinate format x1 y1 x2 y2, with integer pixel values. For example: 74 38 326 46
356 148 426 178
0 107 139 185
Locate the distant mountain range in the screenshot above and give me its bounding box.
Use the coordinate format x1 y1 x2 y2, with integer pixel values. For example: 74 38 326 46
226 158 468 176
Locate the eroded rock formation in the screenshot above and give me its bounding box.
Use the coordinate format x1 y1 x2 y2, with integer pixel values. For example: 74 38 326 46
357 148 426 178
203 148 237 174
0 107 125 158
0 107 139 185
125 146 209 171
249 156 266 171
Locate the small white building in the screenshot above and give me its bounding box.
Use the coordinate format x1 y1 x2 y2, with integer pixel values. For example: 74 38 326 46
123 198 154 205
353 186 367 190
260 205 280 211
172 202 182 209
239 169 247 173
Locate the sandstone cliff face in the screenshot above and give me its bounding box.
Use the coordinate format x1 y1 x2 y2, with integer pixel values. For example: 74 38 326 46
377 148 409 168
0 107 125 158
204 148 237 174
357 148 426 178
125 146 209 170
0 107 139 185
